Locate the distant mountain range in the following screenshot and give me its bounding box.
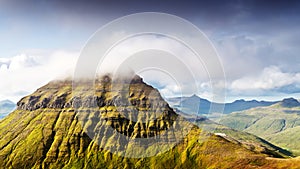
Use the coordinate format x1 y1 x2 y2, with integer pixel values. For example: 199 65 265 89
0 100 15 119
219 98 300 156
167 95 300 156
166 94 278 115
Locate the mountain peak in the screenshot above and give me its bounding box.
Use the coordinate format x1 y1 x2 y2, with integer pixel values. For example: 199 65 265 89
280 97 300 108
189 94 200 99
232 99 246 103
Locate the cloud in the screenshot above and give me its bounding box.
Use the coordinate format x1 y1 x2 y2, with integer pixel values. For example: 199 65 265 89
213 31 300 77
0 54 38 70
1 34 299 103
230 66 300 94
214 35 263 80
94 34 224 101
0 51 78 102
0 33 226 103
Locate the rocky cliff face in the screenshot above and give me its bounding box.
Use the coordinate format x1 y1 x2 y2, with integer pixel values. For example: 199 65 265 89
0 75 187 168
0 75 299 169
16 75 179 140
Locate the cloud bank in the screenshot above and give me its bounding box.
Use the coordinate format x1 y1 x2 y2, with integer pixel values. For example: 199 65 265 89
2 33 300 103
231 66 300 94
0 51 78 102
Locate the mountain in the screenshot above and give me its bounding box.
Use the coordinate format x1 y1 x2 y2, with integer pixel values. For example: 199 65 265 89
219 99 300 156
0 75 299 168
0 100 15 119
224 99 277 114
166 94 277 115
279 98 300 108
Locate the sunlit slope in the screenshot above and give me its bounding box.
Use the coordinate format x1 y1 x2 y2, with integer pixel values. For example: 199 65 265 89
220 99 300 156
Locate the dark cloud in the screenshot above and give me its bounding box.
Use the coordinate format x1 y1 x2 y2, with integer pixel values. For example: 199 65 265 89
3 0 300 20
2 0 299 34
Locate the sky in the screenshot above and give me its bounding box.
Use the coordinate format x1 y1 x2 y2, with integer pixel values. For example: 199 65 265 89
0 0 300 103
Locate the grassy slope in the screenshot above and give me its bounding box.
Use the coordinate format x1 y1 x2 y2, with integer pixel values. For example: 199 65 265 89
220 105 300 156
196 120 293 158
266 126 300 156
1 109 300 169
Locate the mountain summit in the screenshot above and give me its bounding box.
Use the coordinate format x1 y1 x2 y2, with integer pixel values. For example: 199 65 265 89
280 98 300 108
0 75 299 168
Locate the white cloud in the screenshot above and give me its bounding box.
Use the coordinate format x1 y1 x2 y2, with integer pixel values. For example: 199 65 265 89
213 35 265 80
0 34 227 103
3 34 299 104
231 66 300 92
95 34 225 101
213 31 300 81
0 51 78 102
9 54 38 70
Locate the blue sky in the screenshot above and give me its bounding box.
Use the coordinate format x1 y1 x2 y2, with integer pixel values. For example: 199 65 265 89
1 0 300 102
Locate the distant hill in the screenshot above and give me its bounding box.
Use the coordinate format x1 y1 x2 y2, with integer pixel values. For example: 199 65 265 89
166 95 277 115
266 126 300 155
172 107 293 158
279 98 300 108
193 118 293 158
0 76 299 168
0 100 15 119
219 98 300 156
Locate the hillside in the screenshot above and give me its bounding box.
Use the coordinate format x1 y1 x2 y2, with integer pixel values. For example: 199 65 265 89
0 100 15 119
171 107 293 158
0 75 299 168
219 99 300 156
266 126 300 155
197 120 293 158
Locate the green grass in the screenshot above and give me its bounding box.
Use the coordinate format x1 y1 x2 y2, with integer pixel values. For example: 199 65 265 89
219 104 300 156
